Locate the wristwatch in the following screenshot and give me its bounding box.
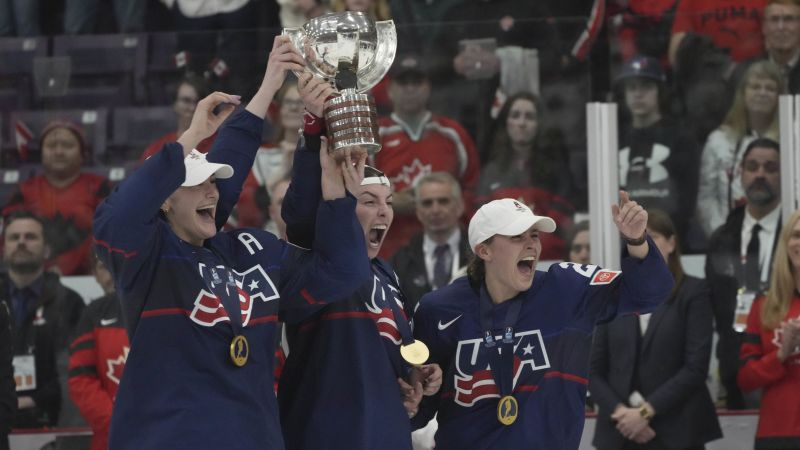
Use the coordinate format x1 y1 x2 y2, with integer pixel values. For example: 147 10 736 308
625 232 647 246
639 404 654 421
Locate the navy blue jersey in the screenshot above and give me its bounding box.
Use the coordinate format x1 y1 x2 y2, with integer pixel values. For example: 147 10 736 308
278 145 415 450
93 112 369 450
413 242 672 450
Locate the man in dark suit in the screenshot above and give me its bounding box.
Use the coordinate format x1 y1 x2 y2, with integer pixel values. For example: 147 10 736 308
391 172 471 311
705 138 782 410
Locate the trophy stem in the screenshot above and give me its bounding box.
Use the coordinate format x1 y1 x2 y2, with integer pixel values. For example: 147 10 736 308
324 89 382 155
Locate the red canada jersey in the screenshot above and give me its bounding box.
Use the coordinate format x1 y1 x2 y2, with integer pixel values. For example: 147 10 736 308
374 113 480 258
68 294 129 450
3 173 111 275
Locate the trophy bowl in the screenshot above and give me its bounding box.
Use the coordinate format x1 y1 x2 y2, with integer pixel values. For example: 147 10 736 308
284 12 396 155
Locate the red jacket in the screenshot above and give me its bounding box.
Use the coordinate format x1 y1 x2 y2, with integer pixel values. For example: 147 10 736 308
2 173 111 275
738 295 800 448
68 293 129 450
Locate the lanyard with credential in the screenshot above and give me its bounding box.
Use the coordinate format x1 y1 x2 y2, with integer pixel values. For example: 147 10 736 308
479 285 523 426
199 248 249 367
372 260 430 366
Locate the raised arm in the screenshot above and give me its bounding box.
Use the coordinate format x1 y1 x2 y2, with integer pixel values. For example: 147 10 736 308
282 72 337 247
211 36 306 228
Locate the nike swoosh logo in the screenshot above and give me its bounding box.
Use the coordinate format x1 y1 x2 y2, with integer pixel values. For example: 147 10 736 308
100 318 117 326
437 315 462 331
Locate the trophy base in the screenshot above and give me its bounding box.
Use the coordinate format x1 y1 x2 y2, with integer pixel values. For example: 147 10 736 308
324 90 382 156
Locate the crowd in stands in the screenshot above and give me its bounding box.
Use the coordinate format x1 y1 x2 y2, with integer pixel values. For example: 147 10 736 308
2 0 800 448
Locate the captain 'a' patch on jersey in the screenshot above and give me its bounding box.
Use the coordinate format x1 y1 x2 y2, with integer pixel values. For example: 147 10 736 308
363 272 408 345
454 330 550 407
189 263 279 327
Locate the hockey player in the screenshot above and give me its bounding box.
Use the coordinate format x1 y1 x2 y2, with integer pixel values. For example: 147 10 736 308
276 72 442 450
92 37 370 450
411 193 673 449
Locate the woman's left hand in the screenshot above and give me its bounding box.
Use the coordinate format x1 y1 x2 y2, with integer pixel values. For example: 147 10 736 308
411 363 443 396
397 377 423 418
611 190 647 241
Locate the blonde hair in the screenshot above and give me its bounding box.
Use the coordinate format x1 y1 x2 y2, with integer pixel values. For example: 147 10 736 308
331 0 392 21
722 61 785 141
761 210 800 329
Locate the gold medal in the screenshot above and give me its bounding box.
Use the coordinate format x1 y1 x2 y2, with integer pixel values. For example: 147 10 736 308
229 335 249 367
400 340 429 365
497 395 518 426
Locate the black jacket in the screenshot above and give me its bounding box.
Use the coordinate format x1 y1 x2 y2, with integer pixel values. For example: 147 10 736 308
705 206 781 409
390 231 472 312
590 275 722 449
0 301 14 450
0 271 84 428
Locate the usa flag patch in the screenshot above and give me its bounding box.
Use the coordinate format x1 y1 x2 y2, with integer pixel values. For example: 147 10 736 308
590 270 621 285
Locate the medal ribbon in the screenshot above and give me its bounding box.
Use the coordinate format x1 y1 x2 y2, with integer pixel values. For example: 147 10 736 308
373 260 414 346
199 249 244 337
479 286 523 398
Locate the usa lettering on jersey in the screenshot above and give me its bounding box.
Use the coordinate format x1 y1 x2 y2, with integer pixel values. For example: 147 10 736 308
190 264 279 327
453 330 550 407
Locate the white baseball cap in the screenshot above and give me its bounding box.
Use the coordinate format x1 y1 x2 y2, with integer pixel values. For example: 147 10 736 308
468 198 557 251
182 149 234 187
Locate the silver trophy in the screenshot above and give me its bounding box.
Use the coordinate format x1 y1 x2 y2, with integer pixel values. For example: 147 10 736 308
283 12 396 155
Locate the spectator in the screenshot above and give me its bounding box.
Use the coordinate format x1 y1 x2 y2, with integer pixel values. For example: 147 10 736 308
696 61 783 238
616 56 701 248
669 0 768 64
738 209 800 448
237 78 303 228
67 252 129 450
706 137 782 409
2 121 112 276
374 54 480 259
590 209 722 450
566 220 590 265
476 91 574 260
391 172 472 311
0 301 13 450
140 75 214 162
1 211 84 428
737 0 800 94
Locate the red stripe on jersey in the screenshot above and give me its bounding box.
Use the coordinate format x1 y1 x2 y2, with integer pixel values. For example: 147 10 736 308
69 349 97 368
516 385 539 392
141 308 191 318
300 288 322 305
94 238 138 258
544 370 588 385
249 315 278 325
70 332 94 349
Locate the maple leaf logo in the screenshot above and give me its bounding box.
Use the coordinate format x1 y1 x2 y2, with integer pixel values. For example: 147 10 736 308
390 159 432 191
106 346 130 385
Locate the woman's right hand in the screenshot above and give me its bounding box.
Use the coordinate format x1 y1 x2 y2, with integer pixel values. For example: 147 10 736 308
777 318 800 361
298 72 336 118
178 91 241 154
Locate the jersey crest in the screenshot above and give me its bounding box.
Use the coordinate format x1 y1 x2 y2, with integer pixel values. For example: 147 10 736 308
364 273 407 345
453 330 550 407
189 264 279 327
